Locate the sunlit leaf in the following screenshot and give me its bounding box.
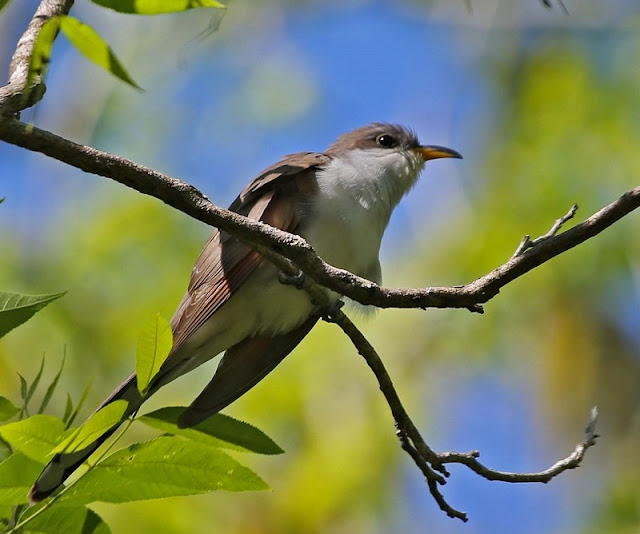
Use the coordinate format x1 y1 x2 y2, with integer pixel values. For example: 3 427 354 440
60 435 268 504
0 415 65 463
54 400 128 454
135 313 173 395
140 406 283 455
15 505 110 534
58 16 141 89
0 453 42 505
90 0 224 15
0 291 66 339
0 397 19 422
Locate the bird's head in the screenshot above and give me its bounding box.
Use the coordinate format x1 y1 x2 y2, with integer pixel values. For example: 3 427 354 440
325 123 462 203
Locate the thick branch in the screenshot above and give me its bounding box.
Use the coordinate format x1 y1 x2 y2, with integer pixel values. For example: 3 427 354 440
0 118 639 315
0 117 318 264
0 0 75 115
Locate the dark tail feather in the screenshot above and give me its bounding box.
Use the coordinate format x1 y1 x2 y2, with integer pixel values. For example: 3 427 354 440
29 373 142 503
178 315 319 428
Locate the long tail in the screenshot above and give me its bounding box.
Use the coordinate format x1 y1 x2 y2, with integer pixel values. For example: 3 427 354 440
29 373 142 503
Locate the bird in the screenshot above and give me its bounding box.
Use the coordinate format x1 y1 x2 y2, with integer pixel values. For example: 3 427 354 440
29 123 461 502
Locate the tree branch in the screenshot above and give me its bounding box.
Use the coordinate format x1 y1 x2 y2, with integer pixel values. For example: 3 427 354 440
0 118 638 316
278 261 599 521
321 297 599 521
511 203 578 258
0 0 75 116
437 405 598 483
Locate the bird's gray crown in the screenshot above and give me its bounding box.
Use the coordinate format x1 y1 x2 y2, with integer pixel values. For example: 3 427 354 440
326 123 420 155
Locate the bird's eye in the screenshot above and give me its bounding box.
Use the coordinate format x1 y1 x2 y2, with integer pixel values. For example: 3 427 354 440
376 134 397 148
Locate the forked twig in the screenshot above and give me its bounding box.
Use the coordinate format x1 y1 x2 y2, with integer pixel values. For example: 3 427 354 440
512 204 578 258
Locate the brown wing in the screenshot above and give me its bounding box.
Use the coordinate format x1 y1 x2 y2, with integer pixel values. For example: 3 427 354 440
229 152 328 212
169 152 329 353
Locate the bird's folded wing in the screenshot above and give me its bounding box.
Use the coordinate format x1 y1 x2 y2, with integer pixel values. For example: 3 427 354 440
178 314 320 428
229 152 329 210
169 152 328 354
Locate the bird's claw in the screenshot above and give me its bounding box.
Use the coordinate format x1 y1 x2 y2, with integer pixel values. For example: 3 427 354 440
278 269 306 289
321 299 345 322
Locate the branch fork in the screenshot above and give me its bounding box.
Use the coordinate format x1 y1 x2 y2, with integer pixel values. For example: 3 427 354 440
512 203 579 258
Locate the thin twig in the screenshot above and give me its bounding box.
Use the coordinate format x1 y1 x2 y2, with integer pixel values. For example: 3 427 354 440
437 406 598 482
397 426 466 521
512 203 578 258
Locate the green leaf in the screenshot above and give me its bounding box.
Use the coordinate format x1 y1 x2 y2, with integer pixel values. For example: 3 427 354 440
62 394 73 424
0 397 19 422
26 16 60 100
0 415 65 463
135 313 173 395
54 400 128 454
0 291 66 339
38 353 66 414
60 435 268 504
18 375 28 403
14 505 110 534
58 16 141 89
90 0 224 15
140 407 283 455
0 0 11 13
24 355 46 412
0 453 43 505
0 438 11 463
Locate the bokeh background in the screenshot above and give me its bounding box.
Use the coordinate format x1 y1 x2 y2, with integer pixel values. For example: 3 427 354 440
1 0 639 532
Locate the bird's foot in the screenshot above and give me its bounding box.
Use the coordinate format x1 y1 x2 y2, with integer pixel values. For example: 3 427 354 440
321 299 345 322
278 269 306 289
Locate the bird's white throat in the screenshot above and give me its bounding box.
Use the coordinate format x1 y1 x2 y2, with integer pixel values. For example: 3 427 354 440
302 148 425 284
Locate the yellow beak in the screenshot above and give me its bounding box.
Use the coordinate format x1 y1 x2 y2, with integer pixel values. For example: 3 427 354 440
415 145 463 161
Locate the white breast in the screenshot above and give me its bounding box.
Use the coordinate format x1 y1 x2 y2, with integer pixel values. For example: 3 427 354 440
301 148 424 283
